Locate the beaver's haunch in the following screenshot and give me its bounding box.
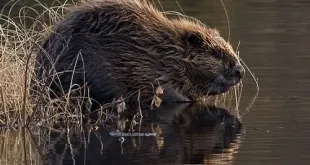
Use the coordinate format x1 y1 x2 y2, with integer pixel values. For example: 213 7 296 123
32 0 245 107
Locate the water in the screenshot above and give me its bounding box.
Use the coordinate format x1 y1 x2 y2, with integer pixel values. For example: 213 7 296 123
1 0 310 164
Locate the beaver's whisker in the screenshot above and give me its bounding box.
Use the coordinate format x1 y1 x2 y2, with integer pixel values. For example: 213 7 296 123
156 0 164 12
220 0 231 42
236 40 241 54
239 56 259 118
174 0 185 15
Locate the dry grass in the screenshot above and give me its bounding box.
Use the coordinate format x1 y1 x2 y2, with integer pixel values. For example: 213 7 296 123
0 0 137 128
0 123 93 165
0 0 84 126
0 127 42 165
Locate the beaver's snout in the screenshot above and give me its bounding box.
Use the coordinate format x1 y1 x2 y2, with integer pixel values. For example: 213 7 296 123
229 65 245 79
225 64 245 87
206 64 245 95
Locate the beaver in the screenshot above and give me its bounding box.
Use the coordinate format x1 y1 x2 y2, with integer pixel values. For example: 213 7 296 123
32 0 245 109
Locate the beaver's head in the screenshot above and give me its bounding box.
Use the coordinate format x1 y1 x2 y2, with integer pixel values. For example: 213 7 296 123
142 17 245 99
165 19 245 97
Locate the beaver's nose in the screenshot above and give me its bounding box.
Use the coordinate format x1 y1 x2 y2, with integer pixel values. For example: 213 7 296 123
231 65 245 78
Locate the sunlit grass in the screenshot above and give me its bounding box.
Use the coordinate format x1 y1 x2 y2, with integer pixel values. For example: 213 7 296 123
0 128 42 165
0 0 84 126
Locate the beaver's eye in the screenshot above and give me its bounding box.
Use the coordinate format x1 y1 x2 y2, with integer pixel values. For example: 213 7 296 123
185 32 203 48
209 49 223 59
228 60 235 68
213 52 223 59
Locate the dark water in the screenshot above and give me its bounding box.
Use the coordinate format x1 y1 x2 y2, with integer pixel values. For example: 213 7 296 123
1 0 310 164
34 104 241 165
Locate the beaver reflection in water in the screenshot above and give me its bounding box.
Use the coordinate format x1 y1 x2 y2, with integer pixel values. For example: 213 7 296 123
32 0 245 108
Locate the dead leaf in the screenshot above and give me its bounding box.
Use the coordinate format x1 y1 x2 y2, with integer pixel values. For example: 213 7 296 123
155 86 164 95
151 95 162 109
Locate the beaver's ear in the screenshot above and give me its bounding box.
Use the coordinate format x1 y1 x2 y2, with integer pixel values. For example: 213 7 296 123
185 32 203 48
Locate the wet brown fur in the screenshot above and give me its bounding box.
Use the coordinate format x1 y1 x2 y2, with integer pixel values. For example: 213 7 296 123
32 0 244 109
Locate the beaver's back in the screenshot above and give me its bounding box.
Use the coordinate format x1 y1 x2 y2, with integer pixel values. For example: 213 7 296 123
32 0 176 108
